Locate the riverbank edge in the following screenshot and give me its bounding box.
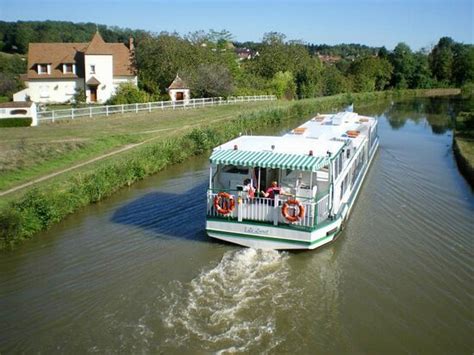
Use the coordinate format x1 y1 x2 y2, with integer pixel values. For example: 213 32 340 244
0 88 460 250
453 137 474 187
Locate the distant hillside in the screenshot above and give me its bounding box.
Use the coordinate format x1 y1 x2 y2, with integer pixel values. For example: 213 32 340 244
0 20 148 54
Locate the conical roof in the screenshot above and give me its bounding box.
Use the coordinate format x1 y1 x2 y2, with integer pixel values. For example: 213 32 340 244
168 74 188 89
85 32 113 55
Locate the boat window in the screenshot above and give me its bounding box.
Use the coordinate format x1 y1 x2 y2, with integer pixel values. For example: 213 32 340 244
222 165 249 174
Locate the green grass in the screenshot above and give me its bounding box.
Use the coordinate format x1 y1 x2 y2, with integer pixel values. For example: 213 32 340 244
456 138 474 163
0 101 288 192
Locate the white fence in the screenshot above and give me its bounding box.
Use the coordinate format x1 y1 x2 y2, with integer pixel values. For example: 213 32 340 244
37 95 276 124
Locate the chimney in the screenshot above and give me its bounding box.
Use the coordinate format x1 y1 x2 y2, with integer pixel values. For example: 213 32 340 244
129 37 134 51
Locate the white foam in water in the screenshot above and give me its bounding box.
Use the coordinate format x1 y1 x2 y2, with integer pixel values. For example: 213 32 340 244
162 248 292 353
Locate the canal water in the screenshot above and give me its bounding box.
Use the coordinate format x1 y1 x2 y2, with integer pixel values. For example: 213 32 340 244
1 97 473 353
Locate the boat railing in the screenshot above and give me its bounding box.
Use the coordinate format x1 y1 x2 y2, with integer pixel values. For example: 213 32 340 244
207 189 330 229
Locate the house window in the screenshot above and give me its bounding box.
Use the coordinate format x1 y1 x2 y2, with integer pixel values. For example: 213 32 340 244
63 64 74 74
40 85 49 98
38 64 48 74
90 65 96 74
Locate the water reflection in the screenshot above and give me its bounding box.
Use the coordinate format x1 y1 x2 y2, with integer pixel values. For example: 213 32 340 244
362 96 470 134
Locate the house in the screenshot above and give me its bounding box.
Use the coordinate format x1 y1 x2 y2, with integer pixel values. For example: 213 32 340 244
234 48 259 61
0 101 37 126
167 74 190 102
316 53 342 64
13 32 137 104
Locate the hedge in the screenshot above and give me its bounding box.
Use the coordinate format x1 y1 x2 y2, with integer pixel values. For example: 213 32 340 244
0 117 32 127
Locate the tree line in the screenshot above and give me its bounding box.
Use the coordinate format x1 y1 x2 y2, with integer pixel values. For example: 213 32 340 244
0 21 473 103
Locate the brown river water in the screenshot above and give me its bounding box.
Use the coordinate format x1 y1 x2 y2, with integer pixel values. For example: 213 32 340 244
1 97 473 353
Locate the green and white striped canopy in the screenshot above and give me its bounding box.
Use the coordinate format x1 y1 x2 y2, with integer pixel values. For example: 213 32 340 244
210 149 329 171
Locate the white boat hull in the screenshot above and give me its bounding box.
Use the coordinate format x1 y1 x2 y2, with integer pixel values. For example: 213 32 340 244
206 139 379 250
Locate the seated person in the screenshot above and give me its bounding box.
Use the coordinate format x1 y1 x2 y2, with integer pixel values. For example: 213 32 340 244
243 178 255 198
262 181 288 199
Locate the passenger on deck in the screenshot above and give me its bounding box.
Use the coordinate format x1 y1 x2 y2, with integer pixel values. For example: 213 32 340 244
262 181 288 199
243 178 255 199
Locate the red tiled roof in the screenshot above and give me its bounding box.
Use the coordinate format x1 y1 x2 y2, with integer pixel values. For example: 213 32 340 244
168 75 188 89
86 76 101 85
26 33 135 80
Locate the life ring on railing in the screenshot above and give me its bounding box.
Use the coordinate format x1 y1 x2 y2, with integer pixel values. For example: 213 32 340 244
281 199 305 223
213 192 235 215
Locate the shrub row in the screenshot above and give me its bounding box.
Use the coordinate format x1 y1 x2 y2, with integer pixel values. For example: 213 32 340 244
0 89 457 249
0 117 32 127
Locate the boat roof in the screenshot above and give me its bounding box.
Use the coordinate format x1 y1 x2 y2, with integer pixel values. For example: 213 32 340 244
210 111 376 171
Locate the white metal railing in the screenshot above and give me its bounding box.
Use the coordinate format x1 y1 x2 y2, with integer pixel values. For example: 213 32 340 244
315 194 330 224
37 95 276 123
207 191 328 229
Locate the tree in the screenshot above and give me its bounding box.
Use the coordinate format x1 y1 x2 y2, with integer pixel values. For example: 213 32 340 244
429 37 455 84
191 63 234 98
389 42 415 89
322 65 349 96
452 44 474 86
271 71 296 99
72 88 86 105
348 56 393 91
410 52 433 88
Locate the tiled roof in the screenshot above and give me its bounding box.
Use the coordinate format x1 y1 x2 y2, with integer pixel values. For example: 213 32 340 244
86 76 101 85
26 33 135 80
168 75 188 89
84 32 114 55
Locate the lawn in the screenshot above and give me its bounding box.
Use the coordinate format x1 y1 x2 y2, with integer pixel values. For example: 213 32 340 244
0 101 289 192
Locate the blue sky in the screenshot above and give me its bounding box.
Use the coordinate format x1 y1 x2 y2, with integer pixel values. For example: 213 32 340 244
1 0 472 49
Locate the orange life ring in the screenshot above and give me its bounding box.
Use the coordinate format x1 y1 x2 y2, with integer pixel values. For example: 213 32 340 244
281 199 305 223
213 192 235 215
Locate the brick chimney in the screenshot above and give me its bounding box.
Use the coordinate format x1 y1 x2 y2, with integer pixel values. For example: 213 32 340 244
129 37 134 51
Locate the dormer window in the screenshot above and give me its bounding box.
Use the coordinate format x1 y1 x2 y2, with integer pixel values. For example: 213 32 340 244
63 63 74 74
37 64 49 74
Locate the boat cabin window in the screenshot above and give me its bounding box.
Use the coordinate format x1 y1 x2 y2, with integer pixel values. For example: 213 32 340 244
222 165 249 174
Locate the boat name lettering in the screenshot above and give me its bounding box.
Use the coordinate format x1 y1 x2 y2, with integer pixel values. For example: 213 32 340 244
244 227 270 235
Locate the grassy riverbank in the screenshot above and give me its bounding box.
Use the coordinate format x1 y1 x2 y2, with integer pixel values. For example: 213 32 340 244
453 112 474 187
0 88 460 250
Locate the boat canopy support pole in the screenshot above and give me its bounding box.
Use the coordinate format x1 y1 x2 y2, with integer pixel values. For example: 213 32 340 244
209 166 213 190
257 167 261 193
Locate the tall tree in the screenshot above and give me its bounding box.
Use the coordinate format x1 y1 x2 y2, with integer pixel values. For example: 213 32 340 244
389 42 415 89
429 37 455 84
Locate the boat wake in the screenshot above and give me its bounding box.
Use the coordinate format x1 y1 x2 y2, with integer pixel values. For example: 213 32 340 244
160 248 293 353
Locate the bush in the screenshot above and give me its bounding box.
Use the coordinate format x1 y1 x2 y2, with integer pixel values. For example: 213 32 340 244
107 83 150 105
0 117 32 127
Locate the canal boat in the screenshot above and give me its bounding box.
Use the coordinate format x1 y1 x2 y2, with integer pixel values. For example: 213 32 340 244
206 111 379 250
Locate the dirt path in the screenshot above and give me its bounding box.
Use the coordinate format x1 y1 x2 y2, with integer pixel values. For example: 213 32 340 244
0 114 237 197
0 129 172 197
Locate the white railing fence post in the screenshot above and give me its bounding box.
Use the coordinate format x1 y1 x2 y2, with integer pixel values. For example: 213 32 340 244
106 106 109 116
89 106 92 118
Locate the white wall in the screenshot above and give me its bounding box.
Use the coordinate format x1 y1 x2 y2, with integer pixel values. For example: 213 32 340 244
13 88 29 102
21 79 83 103
0 103 37 126
169 89 190 102
84 54 114 103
